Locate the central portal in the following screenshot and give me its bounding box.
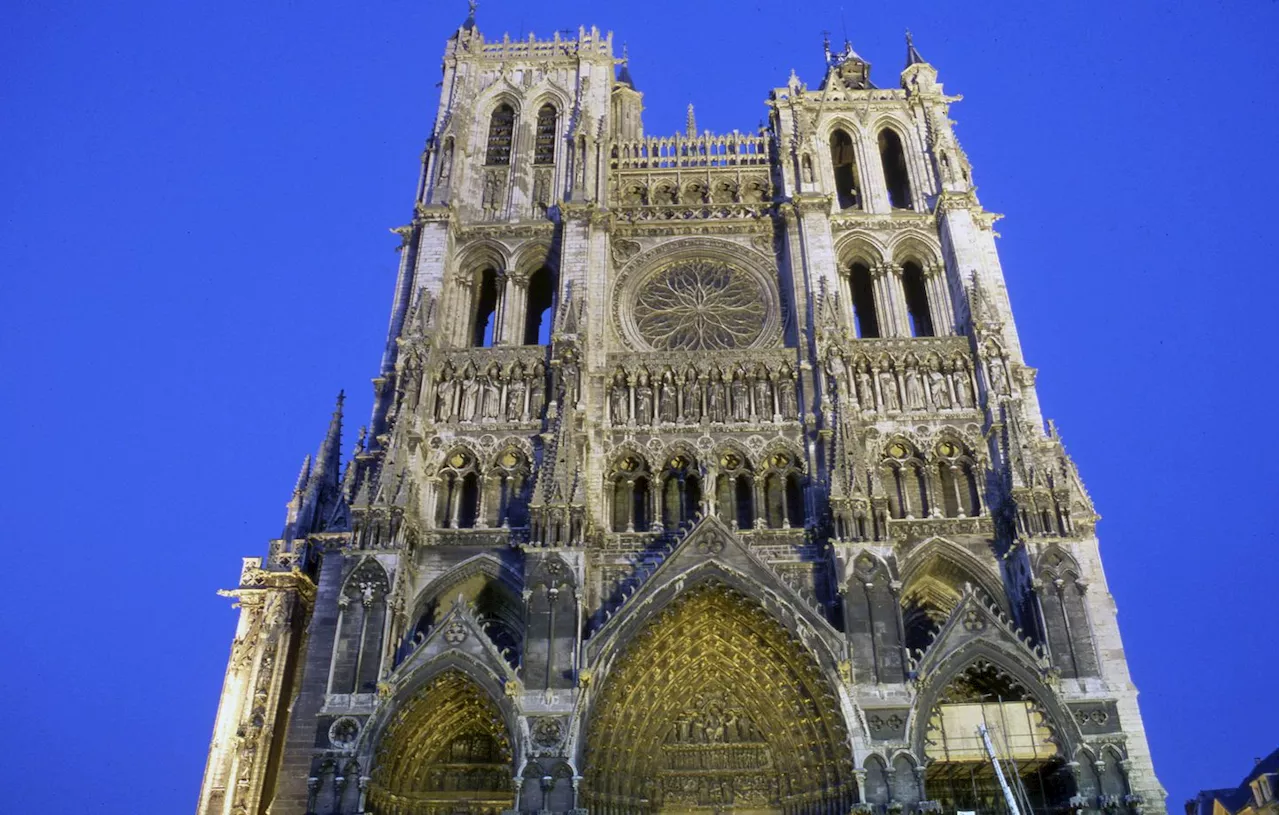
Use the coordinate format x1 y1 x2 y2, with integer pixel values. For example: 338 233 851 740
583 582 857 813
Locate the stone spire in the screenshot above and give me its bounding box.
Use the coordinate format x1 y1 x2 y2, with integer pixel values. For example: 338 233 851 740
462 0 477 31
905 30 926 67
685 103 697 138
311 390 345 489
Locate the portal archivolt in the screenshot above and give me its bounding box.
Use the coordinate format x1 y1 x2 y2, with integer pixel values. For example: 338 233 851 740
583 582 856 813
368 670 514 815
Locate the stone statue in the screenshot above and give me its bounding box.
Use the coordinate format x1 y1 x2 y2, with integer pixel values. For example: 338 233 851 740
776 372 797 420
681 369 701 423
658 373 678 424
878 370 900 412
527 363 546 418
953 367 974 407
904 367 926 411
460 373 480 420
730 372 750 422
752 373 773 419
436 370 456 422
610 372 630 425
706 370 727 423
929 369 951 409
506 376 526 421
857 367 875 411
635 373 654 425
482 373 502 420
482 171 500 211
988 359 1009 395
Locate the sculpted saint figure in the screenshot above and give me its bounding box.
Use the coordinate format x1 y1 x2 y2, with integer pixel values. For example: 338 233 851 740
681 369 701 423
988 359 1009 395
506 375 526 421
857 367 875 411
904 367 926 411
460 373 480 420
776 372 797 420
706 369 727 423
878 370 900 412
753 372 773 419
481 373 502 420
953 367 975 407
929 369 951 409
436 369 456 422
527 362 546 418
730 372 750 422
609 372 630 425
634 373 654 425
658 373 678 424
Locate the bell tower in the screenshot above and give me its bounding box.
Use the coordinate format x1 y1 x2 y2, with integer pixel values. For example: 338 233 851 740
197 16 1164 814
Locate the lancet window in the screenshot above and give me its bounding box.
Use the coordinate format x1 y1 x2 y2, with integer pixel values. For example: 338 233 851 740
609 455 652 533
522 266 557 345
761 451 805 529
901 261 935 337
660 454 702 530
878 127 912 209
934 440 981 517
829 129 861 210
485 103 516 165
437 449 481 529
714 450 755 530
849 262 880 338
487 448 531 528
533 104 557 165
329 559 390 695
471 267 501 347
881 440 929 520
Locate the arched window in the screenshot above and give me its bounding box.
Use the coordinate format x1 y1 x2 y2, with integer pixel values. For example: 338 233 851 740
935 440 980 518
714 451 754 530
829 129 861 210
882 441 929 519
485 103 516 165
878 128 912 209
660 455 701 530
849 262 880 338
471 267 500 347
438 450 482 529
762 452 804 529
489 448 531 527
609 456 651 533
522 266 557 345
862 757 889 804
534 104 557 165
330 560 390 695
901 261 934 337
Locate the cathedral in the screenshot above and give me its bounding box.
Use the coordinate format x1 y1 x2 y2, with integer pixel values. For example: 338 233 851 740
196 13 1165 815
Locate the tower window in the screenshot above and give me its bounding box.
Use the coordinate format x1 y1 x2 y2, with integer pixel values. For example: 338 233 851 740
472 268 500 347
901 262 934 337
485 104 516 166
878 128 912 209
829 129 861 210
522 266 556 345
534 104 557 165
849 263 880 338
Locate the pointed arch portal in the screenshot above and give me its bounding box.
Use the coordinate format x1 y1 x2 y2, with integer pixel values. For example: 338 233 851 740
368 670 515 814
583 582 856 814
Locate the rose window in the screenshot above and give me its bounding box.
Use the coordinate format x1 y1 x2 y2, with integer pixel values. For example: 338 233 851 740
631 260 768 350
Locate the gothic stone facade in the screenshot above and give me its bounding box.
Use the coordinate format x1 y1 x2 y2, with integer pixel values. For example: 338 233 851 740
196 19 1165 815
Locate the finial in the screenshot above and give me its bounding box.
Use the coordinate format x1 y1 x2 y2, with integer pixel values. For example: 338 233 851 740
685 104 697 139
616 43 635 88
905 29 927 67
462 0 477 31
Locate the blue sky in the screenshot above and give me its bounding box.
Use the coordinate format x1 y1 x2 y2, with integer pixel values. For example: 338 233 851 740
1 1 1274 811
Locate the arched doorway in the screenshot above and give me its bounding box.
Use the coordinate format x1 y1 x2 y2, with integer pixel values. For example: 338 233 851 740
368 670 515 814
583 582 856 813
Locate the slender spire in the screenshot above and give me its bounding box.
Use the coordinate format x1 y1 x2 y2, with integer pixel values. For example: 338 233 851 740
312 390 345 486
292 455 313 496
462 0 477 31
905 29 926 67
685 104 697 138
616 44 635 88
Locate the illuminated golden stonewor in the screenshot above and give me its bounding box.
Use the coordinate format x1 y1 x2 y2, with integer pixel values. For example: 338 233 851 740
368 671 515 815
583 583 856 814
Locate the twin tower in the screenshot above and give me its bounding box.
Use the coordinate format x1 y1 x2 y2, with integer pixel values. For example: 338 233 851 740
197 15 1164 815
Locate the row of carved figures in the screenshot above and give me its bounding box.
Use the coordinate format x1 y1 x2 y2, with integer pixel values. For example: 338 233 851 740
828 354 1011 414
608 364 798 427
431 362 549 424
